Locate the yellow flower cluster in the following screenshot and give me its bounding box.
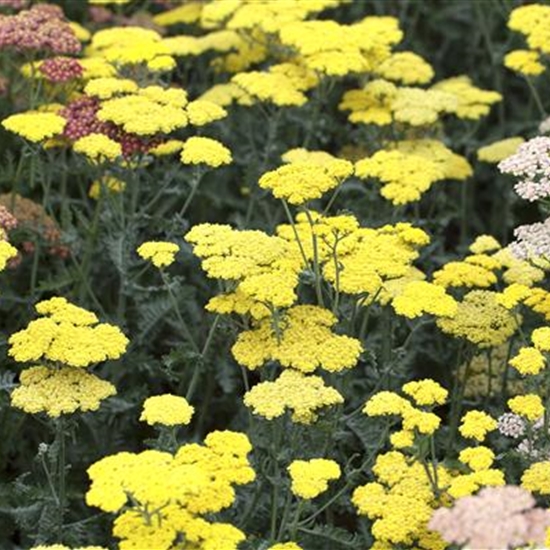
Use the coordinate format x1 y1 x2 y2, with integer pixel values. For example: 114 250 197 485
352 451 449 547
268 544 302 550
232 305 362 372
0 239 17 271
436 290 517 348
84 77 138 99
364 380 447 435
391 281 457 319
140 394 194 426
243 369 343 423
88 176 125 199
522 461 550 495
508 394 545 422
86 430 254 550
232 71 307 107
478 137 525 163
180 136 232 168
11 366 116 418
88 26 175 72
375 51 434 85
137 241 179 268
509 327 550 376
2 112 66 143
186 223 302 310
259 161 350 205
73 133 121 163
355 139 471 205
505 4 550 76
459 410 497 441
288 458 341 499
9 297 128 367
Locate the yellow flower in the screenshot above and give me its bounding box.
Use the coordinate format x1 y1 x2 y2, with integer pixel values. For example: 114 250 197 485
180 136 232 167
137 241 179 268
288 459 341 499
469 235 501 254
84 77 138 99
232 305 362 373
504 49 545 76
508 394 544 421
532 327 550 351
232 71 307 106
458 446 495 471
88 177 125 199
392 281 457 319
259 162 343 205
375 51 434 85
243 369 343 424
402 379 448 406
9 297 128 368
363 391 411 416
2 112 66 142
73 133 121 162
522 461 550 495
11 366 116 418
140 394 194 426
459 410 497 441
185 100 227 126
268 544 302 550
0 240 17 271
509 346 546 375
477 137 525 163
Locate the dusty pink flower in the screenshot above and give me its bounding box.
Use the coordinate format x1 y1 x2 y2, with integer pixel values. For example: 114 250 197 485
429 486 550 549
509 217 550 261
0 4 80 55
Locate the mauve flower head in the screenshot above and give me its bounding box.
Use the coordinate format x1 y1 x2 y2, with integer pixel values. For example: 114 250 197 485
39 56 83 83
0 204 17 231
429 486 550 549
0 3 80 55
498 136 550 201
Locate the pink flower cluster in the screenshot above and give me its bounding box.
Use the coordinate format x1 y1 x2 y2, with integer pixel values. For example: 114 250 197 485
61 96 161 158
0 204 17 231
0 3 80 55
509 216 550 261
39 56 83 83
498 136 550 201
429 486 550 549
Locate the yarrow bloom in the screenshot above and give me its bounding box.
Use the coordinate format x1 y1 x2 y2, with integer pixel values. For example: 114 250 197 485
38 56 83 82
509 217 550 261
2 112 66 142
498 136 550 201
459 410 497 441
508 394 545 422
137 241 179 268
429 486 550 549
180 136 232 168
73 133 121 162
477 137 525 163
243 369 343 424
288 458 341 499
522 461 550 495
140 394 194 426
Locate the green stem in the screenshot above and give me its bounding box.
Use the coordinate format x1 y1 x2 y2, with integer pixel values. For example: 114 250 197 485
289 500 304 540
179 168 204 218
56 417 67 539
281 200 309 269
304 208 324 307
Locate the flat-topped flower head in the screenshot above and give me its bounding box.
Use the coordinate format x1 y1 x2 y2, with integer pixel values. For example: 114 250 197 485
459 410 497 441
73 133 121 163
288 458 341 499
2 112 66 143
140 394 194 426
180 136 232 168
137 241 179 268
9 297 128 368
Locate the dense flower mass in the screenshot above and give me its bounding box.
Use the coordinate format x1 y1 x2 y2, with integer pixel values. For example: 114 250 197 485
140 394 194 426
288 459 341 499
137 241 179 268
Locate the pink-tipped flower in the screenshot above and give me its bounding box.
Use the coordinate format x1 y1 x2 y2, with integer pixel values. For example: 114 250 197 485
39 56 83 83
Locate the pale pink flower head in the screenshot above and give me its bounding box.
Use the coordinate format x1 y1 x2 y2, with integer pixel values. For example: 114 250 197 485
429 486 550 549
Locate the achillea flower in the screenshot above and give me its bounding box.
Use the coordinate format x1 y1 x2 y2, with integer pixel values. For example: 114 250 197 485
267 544 302 550
259 162 343 205
436 290 516 347
509 346 546 375
498 412 526 438
185 99 227 126
140 394 194 426
9 296 128 368
232 71 307 106
508 394 545 421
180 136 232 167
478 137 525 163
232 305 362 373
84 77 138 99
137 241 179 268
243 369 343 424
429 486 550 549
0 238 17 270
288 459 341 499
459 410 497 441
498 136 550 201
402 379 448 406
391 280 457 319
0 4 81 54
505 49 545 75
510 217 550 261
522 461 550 495
73 133 121 162
2 112 66 142
38 56 82 82
11 365 116 417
